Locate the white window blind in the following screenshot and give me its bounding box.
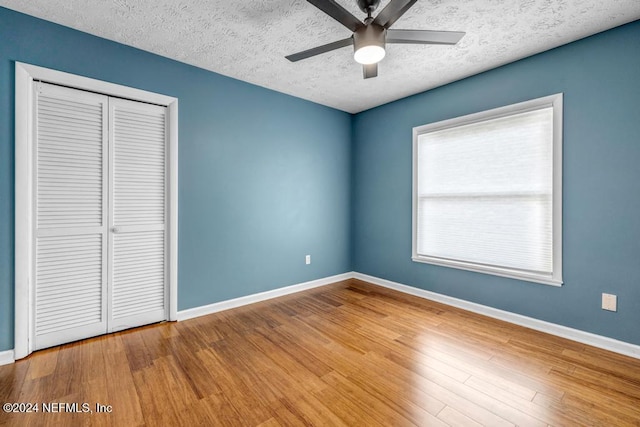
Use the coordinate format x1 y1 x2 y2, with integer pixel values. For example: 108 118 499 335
412 94 563 286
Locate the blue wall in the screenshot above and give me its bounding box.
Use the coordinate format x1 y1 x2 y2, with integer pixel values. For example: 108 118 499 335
0 8 352 351
352 20 640 345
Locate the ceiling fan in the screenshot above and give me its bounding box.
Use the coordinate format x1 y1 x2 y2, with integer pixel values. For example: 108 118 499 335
286 0 465 79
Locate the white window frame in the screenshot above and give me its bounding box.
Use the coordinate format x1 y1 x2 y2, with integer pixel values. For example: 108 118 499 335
14 62 179 359
412 94 563 286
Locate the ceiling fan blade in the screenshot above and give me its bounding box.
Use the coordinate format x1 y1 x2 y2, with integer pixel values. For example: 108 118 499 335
307 0 363 32
363 63 378 79
286 37 353 62
386 29 465 45
373 0 417 28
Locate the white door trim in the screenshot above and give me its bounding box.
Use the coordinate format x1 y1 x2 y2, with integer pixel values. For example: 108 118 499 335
14 62 179 360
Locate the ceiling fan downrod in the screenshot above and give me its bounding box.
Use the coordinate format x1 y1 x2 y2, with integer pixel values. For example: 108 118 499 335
357 0 381 18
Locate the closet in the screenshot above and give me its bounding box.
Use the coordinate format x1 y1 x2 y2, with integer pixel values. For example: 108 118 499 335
33 81 168 350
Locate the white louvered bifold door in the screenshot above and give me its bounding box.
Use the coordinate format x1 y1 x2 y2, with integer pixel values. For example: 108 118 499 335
34 82 109 350
108 98 167 332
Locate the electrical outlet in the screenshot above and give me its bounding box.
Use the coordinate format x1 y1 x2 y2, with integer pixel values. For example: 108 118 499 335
602 293 617 312
305 255 311 265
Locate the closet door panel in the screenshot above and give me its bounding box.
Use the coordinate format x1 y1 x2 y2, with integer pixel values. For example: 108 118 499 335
111 230 165 325
35 234 105 348
34 83 109 349
109 98 167 331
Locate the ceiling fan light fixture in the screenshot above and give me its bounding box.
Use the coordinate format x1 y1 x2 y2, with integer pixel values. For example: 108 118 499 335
353 24 386 65
354 45 385 64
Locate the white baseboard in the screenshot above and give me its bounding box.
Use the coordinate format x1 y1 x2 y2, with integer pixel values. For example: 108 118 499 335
353 272 640 360
0 349 15 366
177 272 354 321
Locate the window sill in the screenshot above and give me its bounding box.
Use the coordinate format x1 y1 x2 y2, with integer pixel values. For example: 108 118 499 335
411 255 563 287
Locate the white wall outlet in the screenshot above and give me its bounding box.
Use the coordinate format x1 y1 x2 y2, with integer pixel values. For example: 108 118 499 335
602 293 617 312
305 255 311 265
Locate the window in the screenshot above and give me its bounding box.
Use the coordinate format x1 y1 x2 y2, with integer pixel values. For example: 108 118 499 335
412 94 563 286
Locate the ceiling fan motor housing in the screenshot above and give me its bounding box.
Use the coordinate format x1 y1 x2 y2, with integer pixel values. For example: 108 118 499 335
353 23 386 64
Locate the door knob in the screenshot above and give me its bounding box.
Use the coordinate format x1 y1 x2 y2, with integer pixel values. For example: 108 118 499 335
111 227 120 233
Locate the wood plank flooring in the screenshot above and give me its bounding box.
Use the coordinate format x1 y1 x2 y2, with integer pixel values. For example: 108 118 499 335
1 279 639 426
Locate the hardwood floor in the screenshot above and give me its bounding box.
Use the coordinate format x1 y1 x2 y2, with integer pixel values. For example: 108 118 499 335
1 279 639 426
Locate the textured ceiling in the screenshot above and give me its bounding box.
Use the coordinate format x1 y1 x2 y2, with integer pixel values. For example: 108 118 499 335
2 0 639 113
